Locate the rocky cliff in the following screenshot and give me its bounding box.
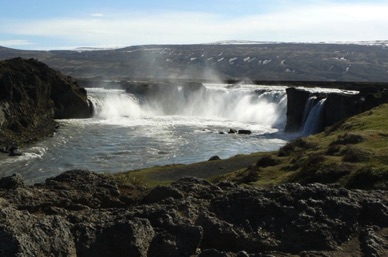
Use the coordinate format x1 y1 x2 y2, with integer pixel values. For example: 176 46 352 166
285 86 388 133
0 170 386 256
0 58 92 146
284 88 311 132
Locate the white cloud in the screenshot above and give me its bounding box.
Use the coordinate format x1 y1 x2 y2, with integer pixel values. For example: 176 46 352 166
1 2 387 49
90 13 105 17
0 39 34 47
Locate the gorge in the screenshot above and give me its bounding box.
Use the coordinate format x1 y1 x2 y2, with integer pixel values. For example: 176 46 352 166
0 56 388 256
1 58 388 183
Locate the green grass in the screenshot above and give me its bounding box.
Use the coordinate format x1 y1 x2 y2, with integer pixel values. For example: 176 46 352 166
112 104 388 190
112 153 261 187
210 104 388 189
114 164 185 187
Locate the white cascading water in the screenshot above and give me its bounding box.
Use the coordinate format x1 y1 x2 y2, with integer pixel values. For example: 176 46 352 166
89 89 144 118
301 96 318 127
88 84 288 128
1 83 292 184
301 98 327 136
0 83 358 184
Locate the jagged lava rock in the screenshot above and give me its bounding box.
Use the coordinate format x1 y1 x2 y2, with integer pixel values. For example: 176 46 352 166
0 170 387 256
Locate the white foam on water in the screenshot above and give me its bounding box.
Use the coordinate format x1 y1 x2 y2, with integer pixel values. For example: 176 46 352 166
87 84 288 128
1 83 293 184
0 146 47 165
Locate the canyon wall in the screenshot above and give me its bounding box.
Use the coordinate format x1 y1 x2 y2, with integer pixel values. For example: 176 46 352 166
0 58 92 146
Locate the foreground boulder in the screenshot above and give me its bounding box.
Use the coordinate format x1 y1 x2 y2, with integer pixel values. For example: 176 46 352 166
0 170 386 256
0 58 92 145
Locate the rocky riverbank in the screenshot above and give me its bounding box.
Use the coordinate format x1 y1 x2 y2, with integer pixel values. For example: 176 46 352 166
0 58 92 148
0 170 386 256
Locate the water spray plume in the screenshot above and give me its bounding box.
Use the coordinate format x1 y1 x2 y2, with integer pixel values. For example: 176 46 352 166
88 83 288 128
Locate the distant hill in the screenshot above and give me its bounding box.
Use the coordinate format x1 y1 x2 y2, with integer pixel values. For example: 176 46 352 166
1 42 388 82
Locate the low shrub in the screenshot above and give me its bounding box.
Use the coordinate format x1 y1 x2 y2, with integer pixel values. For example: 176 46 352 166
288 154 326 183
315 163 352 184
256 155 280 167
342 147 369 163
291 158 353 185
240 169 260 183
305 153 326 166
345 166 388 189
330 133 364 145
326 145 341 156
278 138 317 157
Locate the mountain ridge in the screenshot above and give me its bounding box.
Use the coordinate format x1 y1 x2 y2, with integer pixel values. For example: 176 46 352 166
1 42 388 82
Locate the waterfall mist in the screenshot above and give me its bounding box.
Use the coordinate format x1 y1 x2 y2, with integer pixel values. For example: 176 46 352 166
89 89 144 118
2 83 293 183
88 84 287 128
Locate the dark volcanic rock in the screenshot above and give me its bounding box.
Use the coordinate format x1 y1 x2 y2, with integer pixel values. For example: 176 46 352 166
0 58 92 145
284 87 311 132
285 86 388 134
208 155 221 161
0 207 76 256
0 173 24 189
324 93 363 127
228 129 238 134
238 130 252 135
73 217 155 257
0 171 387 256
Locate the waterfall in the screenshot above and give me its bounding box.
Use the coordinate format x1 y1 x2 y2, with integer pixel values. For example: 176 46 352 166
301 98 326 136
87 84 288 128
301 96 318 127
87 89 144 118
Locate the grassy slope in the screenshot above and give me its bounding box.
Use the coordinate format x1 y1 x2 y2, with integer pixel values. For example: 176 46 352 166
219 103 388 189
114 104 388 189
113 153 262 187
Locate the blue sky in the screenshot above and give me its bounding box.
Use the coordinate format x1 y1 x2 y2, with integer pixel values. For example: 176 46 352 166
0 0 387 50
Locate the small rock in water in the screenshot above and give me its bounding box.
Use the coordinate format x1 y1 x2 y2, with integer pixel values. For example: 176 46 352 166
238 130 252 135
8 144 22 156
228 129 237 134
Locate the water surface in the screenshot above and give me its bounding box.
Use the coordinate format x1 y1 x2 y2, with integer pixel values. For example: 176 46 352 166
0 84 292 184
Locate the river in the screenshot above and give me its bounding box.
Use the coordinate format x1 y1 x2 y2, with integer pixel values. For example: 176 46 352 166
0 83 302 184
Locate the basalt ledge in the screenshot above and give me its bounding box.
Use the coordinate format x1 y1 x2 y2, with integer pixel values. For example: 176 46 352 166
285 86 388 133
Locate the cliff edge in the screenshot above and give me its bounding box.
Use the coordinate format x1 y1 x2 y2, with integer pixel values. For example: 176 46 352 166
0 58 92 146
